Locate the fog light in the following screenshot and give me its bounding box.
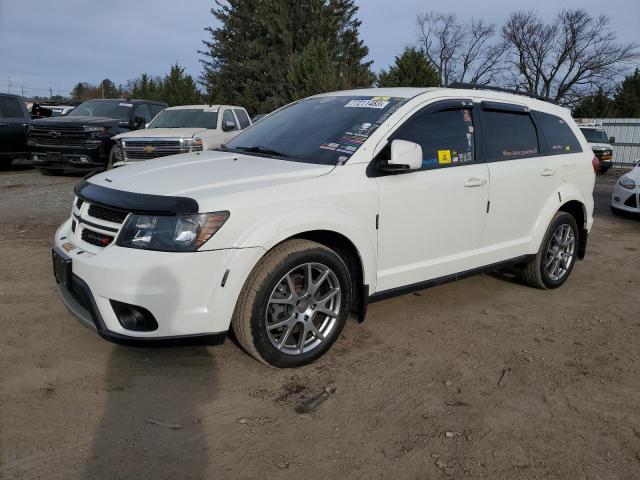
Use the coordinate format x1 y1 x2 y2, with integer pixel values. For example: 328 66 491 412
110 300 158 331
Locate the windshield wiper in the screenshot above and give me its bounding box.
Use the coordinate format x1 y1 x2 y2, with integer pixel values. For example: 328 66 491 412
232 145 289 158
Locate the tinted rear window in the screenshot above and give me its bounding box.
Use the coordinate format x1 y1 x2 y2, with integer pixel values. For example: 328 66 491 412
481 110 539 160
0 96 25 118
535 112 582 155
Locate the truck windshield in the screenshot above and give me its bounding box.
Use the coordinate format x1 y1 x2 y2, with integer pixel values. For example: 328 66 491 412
580 128 609 144
224 95 407 165
68 100 133 120
148 109 218 129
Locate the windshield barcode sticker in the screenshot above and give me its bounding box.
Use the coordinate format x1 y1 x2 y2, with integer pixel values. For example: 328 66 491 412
119 103 133 107
345 98 390 109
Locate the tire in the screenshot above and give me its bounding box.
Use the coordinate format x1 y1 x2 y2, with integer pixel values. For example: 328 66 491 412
521 212 579 289
39 168 63 176
232 239 352 368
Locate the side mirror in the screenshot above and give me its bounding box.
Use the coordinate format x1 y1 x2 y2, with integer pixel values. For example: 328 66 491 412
609 136 615 144
133 116 146 129
379 140 423 172
144 123 150 129
222 120 236 132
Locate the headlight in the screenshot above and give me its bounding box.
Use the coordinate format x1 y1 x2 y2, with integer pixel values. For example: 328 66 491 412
187 136 203 151
619 175 636 190
116 211 229 252
84 126 106 133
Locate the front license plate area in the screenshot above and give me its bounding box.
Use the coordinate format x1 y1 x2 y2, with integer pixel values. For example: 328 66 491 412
52 249 72 289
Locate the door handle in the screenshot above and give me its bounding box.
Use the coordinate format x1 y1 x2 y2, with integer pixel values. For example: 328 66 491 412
541 168 556 176
464 178 487 187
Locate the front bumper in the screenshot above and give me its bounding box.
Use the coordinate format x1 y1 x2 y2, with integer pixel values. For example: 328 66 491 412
611 182 640 214
53 221 265 343
31 144 108 171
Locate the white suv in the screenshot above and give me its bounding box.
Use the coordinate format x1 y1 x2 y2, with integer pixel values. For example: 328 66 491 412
52 87 595 367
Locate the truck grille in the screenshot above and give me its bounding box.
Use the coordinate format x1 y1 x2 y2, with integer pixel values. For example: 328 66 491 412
72 197 129 251
122 138 198 161
29 126 89 147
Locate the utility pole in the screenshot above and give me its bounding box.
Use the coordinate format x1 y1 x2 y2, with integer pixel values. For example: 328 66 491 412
49 87 53 99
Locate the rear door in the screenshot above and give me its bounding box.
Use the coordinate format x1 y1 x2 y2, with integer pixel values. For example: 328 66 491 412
0 95 29 155
220 108 241 142
375 100 490 291
478 102 563 259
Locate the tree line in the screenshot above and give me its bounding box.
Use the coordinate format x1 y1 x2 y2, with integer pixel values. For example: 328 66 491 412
67 2 639 118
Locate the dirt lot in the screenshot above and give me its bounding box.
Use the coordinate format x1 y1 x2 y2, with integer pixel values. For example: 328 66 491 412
1 168 639 480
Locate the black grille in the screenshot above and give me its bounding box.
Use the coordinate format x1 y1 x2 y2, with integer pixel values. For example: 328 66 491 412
29 126 89 147
76 198 84 209
123 139 186 160
71 220 76 233
69 277 97 323
624 194 638 209
81 228 114 247
88 204 128 224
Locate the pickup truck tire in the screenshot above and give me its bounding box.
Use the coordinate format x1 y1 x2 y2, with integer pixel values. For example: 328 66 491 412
521 212 578 289
232 239 352 368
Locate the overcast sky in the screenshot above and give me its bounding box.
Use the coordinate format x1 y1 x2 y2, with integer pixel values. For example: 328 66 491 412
0 0 638 97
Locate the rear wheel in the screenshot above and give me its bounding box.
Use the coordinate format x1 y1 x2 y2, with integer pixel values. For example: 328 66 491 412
521 212 578 289
232 239 352 368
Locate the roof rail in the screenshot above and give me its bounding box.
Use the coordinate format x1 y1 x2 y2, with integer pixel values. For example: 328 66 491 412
448 82 557 104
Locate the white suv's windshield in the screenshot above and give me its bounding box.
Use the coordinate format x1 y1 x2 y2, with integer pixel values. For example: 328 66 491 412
224 95 407 165
68 100 133 120
580 128 609 144
149 109 218 129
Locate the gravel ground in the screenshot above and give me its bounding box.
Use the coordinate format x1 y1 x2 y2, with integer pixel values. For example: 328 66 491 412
1 168 639 480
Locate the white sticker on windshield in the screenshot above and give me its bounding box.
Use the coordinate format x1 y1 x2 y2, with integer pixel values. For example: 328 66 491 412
345 99 390 109
119 103 133 107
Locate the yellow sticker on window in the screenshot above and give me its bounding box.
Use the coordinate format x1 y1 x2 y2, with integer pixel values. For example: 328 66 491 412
371 96 391 101
438 150 452 164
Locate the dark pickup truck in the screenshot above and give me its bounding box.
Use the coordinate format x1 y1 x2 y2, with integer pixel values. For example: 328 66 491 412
29 99 166 175
0 93 31 168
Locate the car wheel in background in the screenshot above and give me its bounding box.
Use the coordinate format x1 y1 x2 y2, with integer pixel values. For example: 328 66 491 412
521 212 579 289
232 239 352 368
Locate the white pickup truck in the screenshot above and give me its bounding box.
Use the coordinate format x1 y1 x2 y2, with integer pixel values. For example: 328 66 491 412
110 104 251 168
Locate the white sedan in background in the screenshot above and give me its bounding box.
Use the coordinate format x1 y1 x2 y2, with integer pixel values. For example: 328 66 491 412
611 161 640 215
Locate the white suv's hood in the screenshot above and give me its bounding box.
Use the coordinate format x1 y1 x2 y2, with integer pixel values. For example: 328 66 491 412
89 150 334 201
114 127 209 140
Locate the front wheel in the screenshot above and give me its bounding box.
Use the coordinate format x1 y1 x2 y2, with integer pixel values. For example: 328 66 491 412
232 239 352 368
521 212 579 289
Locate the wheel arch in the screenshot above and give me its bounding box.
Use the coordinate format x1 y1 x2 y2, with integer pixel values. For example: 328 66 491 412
558 200 588 259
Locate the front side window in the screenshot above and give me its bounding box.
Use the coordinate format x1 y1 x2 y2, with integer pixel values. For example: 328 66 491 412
234 109 251 129
222 110 238 130
392 107 475 170
68 100 133 120
535 112 582 155
149 109 218 129
225 95 408 165
0 96 24 118
481 109 539 160
134 104 153 123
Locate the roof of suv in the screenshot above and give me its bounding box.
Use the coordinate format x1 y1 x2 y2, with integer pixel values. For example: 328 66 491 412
163 105 242 112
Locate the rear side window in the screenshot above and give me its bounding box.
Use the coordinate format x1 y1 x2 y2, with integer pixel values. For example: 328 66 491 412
222 109 238 130
0 96 25 118
534 111 582 155
481 110 539 160
234 109 251 129
393 107 475 170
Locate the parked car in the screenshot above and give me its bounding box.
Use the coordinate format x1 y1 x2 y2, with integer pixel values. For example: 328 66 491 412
0 93 31 168
53 86 595 367
611 160 640 215
29 98 166 175
109 104 251 168
578 122 615 174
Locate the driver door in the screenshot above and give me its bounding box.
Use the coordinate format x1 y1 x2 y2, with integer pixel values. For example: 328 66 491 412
374 100 490 292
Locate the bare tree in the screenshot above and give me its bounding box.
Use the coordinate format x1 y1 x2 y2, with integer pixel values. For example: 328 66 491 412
416 12 507 86
503 9 639 105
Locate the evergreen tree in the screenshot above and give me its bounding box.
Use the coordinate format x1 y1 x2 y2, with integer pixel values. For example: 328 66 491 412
99 78 120 98
70 82 90 102
377 47 439 88
160 64 202 106
129 73 162 101
613 69 640 118
200 0 374 114
572 88 616 118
